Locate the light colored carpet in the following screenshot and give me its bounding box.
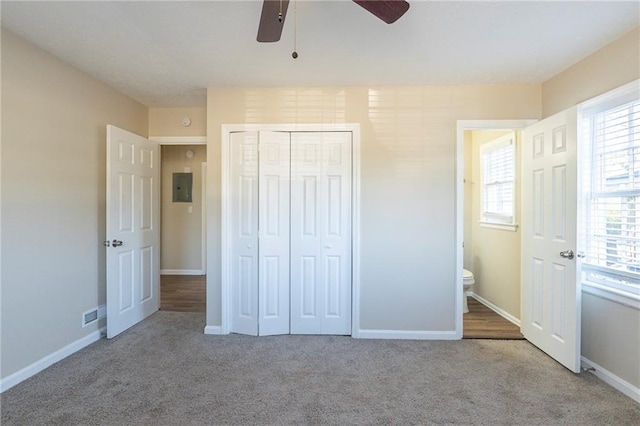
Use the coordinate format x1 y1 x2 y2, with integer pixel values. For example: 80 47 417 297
2 311 639 425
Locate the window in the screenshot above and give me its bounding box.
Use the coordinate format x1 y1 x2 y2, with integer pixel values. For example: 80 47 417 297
480 132 517 230
581 93 640 300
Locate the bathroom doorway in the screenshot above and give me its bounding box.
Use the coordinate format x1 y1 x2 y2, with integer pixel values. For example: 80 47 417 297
456 120 536 339
158 142 207 313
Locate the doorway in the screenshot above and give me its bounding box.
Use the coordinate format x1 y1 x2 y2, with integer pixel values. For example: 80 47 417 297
455 120 536 339
462 129 523 339
154 138 207 313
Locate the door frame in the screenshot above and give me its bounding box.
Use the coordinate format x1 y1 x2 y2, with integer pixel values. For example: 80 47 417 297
220 124 361 336
150 136 208 275
455 120 537 338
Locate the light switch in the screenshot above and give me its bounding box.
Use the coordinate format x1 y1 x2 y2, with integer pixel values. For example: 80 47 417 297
188 206 193 214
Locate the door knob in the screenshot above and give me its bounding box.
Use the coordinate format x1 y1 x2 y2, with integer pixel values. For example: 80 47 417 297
559 250 574 260
324 244 332 249
112 240 124 247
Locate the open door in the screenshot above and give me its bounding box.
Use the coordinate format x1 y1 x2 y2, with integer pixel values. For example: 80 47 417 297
521 107 581 372
106 125 160 339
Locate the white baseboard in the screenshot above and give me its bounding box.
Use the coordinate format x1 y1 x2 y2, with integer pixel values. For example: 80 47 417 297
0 327 105 393
355 329 459 340
160 269 205 276
470 292 521 327
204 325 225 335
581 357 640 403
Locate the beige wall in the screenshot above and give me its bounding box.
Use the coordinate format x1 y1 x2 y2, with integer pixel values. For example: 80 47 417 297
149 107 206 136
542 27 640 117
1 30 148 379
542 26 640 390
206 85 542 330
161 145 206 272
582 294 640 389
467 130 521 320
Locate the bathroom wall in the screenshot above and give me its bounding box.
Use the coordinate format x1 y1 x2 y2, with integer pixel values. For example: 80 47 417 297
467 130 522 320
161 145 207 273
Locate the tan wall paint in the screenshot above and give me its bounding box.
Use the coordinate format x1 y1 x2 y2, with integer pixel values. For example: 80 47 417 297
149 107 206 136
1 30 148 379
542 27 640 390
542 27 640 117
582 294 640 389
468 130 521 320
161 145 206 272
206 85 541 329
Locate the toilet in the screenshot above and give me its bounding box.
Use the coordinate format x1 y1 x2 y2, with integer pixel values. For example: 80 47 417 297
463 269 475 314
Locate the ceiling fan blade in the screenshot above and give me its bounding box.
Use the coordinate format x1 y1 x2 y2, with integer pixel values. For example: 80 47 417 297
353 0 410 24
257 0 290 42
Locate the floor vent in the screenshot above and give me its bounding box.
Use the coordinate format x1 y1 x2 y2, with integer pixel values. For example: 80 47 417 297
82 309 99 327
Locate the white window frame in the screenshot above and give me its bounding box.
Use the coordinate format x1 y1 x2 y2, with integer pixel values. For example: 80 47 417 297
578 80 640 309
479 132 517 231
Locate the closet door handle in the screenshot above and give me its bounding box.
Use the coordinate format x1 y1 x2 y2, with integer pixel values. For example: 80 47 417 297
324 244 332 249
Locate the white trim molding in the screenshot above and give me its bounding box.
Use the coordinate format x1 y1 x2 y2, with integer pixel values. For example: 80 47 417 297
582 282 640 310
581 356 640 403
201 162 207 274
478 222 518 232
160 269 205 276
356 329 459 340
1 328 105 393
149 136 207 145
470 292 521 327
204 325 225 335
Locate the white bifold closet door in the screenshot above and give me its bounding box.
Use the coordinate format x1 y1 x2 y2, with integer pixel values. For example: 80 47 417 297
229 130 351 336
290 132 352 335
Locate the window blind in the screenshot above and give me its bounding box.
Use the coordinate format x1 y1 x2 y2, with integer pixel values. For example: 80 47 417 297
481 136 515 224
584 99 640 288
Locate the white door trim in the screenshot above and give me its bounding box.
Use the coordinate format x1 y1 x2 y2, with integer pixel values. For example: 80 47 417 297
150 136 207 145
201 162 207 274
221 123 361 336
455 120 537 339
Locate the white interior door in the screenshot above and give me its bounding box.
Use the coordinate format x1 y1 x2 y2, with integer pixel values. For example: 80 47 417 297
521 107 581 372
290 132 352 335
229 131 259 336
106 125 160 339
258 131 291 336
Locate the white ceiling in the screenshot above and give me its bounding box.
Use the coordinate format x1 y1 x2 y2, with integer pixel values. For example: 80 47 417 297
2 0 638 107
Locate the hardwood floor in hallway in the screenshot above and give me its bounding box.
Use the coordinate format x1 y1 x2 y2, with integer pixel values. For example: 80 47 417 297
463 297 524 339
160 275 206 312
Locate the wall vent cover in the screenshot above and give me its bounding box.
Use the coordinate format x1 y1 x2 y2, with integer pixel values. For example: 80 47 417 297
83 309 98 327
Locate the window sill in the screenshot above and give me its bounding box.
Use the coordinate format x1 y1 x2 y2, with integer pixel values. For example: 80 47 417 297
582 281 640 311
479 221 518 232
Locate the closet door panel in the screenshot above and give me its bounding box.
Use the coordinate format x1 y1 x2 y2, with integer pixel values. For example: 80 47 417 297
291 132 352 334
230 132 259 336
258 131 291 335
